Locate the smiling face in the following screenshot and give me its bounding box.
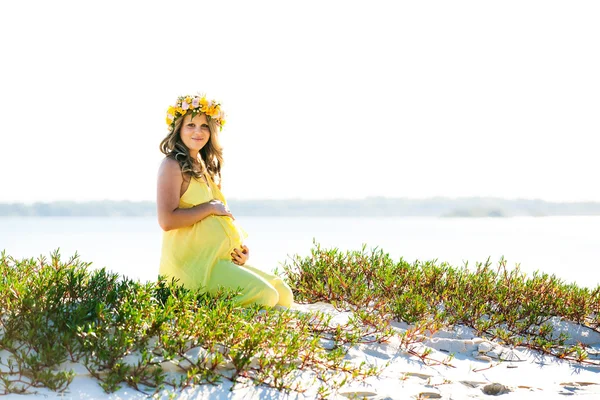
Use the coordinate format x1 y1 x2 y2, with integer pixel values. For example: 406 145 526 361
179 113 211 155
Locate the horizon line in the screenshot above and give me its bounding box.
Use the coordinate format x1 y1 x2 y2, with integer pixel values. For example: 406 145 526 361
2 196 600 205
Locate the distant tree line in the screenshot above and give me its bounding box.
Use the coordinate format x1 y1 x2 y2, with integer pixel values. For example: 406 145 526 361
0 201 156 217
1 198 600 217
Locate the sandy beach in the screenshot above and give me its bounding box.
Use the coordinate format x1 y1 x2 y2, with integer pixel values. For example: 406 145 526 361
4 301 599 400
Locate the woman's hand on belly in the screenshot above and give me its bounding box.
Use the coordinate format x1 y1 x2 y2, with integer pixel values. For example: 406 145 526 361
231 244 249 266
209 199 235 220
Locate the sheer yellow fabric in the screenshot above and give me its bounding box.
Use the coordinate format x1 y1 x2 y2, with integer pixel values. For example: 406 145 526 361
159 174 293 308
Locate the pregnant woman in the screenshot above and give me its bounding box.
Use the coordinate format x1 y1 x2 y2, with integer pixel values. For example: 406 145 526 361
157 93 293 308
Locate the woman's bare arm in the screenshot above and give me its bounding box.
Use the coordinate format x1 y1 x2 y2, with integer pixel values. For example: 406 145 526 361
157 158 223 231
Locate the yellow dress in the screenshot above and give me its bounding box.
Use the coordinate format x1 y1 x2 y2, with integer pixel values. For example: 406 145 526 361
159 174 293 308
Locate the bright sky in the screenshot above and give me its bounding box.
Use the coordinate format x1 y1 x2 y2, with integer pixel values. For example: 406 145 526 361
1 0 598 203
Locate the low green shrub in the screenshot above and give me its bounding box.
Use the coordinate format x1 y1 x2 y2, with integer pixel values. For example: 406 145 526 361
283 241 600 364
3 241 598 397
0 249 379 397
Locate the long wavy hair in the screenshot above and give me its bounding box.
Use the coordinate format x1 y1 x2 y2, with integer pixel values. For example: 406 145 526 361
159 113 224 185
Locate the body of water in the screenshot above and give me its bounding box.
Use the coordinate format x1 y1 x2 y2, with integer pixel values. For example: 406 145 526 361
1 216 598 288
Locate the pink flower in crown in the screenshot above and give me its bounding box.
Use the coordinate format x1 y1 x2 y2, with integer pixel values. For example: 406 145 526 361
181 101 190 111
192 97 200 108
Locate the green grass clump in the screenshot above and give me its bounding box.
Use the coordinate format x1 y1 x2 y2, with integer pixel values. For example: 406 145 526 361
283 241 600 364
0 249 380 398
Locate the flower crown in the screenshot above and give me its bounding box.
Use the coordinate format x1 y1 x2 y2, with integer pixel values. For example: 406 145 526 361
166 94 226 132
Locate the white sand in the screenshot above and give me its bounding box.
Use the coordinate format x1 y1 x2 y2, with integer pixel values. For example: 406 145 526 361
3 302 600 399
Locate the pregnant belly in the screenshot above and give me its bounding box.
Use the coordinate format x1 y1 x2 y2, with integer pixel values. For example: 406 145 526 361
196 215 245 257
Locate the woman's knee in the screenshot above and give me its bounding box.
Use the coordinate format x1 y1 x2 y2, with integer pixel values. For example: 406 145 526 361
259 285 280 308
272 279 294 308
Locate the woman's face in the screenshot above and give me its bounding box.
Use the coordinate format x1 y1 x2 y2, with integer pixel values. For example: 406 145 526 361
180 113 211 154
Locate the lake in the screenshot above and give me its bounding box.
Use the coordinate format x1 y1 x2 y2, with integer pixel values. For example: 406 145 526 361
0 216 598 288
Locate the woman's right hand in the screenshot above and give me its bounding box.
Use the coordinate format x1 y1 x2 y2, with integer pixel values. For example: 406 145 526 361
209 199 235 220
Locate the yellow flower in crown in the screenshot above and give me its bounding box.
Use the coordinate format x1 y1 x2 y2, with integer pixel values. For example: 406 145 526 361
206 106 219 118
199 97 209 112
166 93 226 132
166 106 176 125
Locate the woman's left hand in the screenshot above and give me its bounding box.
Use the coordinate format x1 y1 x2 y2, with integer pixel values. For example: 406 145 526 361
231 244 250 266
